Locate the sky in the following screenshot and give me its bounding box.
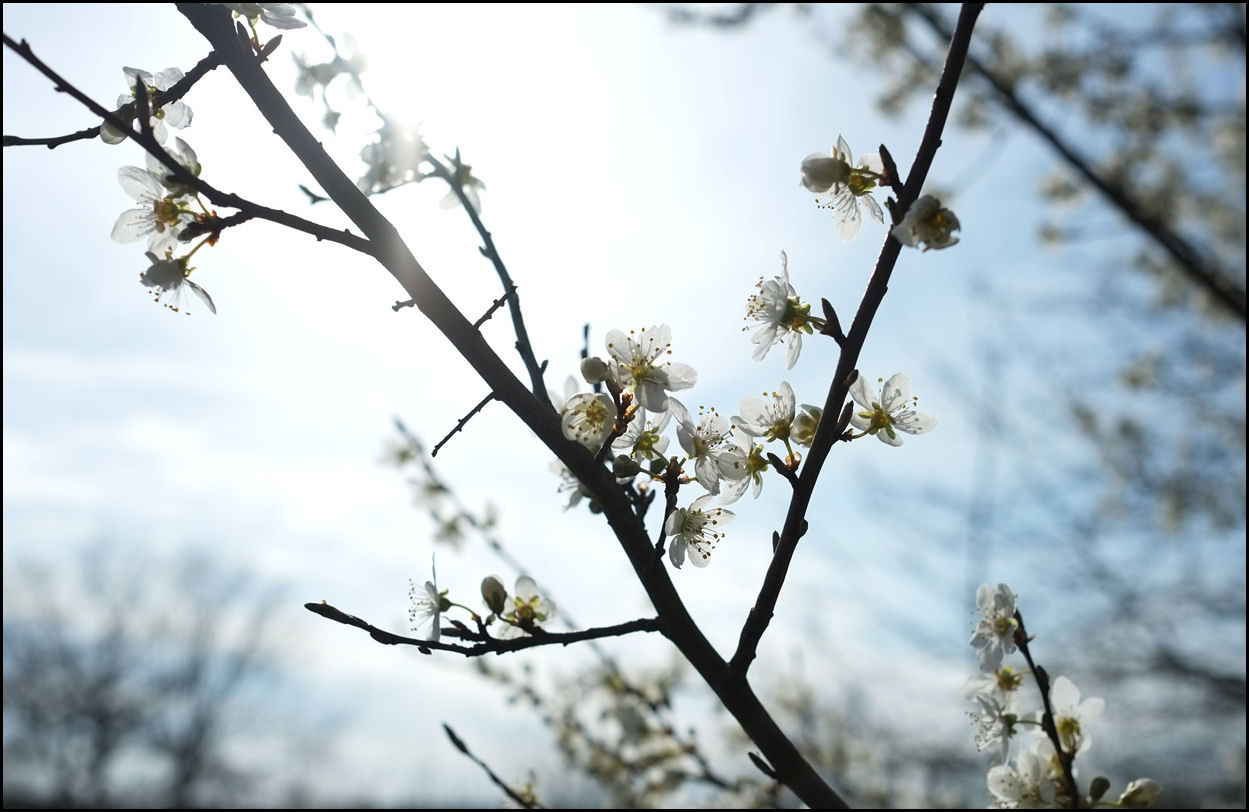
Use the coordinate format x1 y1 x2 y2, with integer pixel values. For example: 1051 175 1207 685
4 3 1243 807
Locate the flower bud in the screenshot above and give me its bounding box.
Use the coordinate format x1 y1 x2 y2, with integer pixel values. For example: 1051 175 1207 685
480 575 507 615
1118 778 1162 808
800 154 851 194
792 405 823 447
580 356 610 384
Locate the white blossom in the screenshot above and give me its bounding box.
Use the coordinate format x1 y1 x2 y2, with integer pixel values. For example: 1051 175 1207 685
676 406 743 494
805 135 885 242
717 428 769 505
1046 676 1104 754
605 325 697 413
848 373 937 447
408 557 446 643
612 407 671 463
111 166 196 257
100 67 192 145
734 381 797 443
987 750 1056 809
665 494 734 569
138 252 216 316
892 194 961 251
970 583 1020 672
1118 778 1162 808
496 576 556 639
217 3 307 30
561 392 617 450
744 251 817 369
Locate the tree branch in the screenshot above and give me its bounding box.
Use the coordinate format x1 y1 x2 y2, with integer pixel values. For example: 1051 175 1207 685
178 4 847 804
0 33 375 257
2 51 223 149
304 601 661 656
442 724 544 808
905 2 1247 323
731 2 985 676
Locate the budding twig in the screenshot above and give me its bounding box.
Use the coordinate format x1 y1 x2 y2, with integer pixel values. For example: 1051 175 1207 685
305 600 662 656
442 724 544 809
431 392 496 457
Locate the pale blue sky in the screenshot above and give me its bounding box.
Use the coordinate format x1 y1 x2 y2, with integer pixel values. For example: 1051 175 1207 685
4 3 1242 806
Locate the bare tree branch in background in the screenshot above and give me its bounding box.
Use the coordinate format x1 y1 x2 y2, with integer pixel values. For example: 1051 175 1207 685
3 542 327 808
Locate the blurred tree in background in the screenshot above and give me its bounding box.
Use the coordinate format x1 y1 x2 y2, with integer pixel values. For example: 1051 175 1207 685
3 543 329 808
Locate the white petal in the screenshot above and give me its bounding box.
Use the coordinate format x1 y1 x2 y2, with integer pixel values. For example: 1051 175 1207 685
894 410 937 434
153 67 184 91
835 134 852 162
879 373 912 412
784 335 801 369
848 373 877 410
668 537 686 568
111 209 155 243
833 192 861 242
861 193 884 224
162 99 193 129
776 381 796 415
117 165 162 203
666 362 697 391
688 544 712 567
1049 676 1079 711
876 429 904 447
718 474 750 505
514 576 539 602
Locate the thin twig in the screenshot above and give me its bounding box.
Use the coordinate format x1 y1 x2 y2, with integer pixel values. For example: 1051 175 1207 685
905 3 1246 323
305 601 661 656
1013 610 1082 807
1 33 376 258
473 284 518 329
442 724 544 809
427 155 552 407
2 51 223 149
431 392 495 457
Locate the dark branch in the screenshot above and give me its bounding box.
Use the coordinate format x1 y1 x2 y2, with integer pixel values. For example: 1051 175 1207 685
179 3 846 803
432 392 496 458
0 33 376 257
427 155 552 408
442 724 544 809
730 3 985 677
905 3 1247 323
2 51 223 149
304 601 661 656
1013 611 1082 807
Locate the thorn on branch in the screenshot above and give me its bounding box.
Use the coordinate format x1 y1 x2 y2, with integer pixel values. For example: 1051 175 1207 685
298 183 329 204
432 392 496 457
473 284 518 329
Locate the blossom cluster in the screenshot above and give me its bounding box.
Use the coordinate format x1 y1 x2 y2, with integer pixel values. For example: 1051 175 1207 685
109 127 217 315
102 5 309 314
409 558 557 642
799 133 960 251
966 583 1159 809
